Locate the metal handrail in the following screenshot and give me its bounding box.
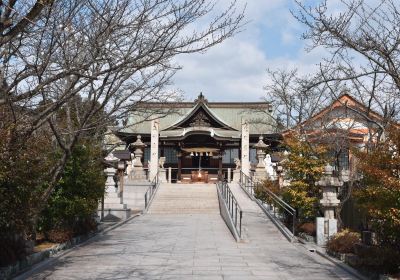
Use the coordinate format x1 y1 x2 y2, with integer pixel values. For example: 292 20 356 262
216 181 243 238
239 170 297 241
144 171 160 210
239 170 255 197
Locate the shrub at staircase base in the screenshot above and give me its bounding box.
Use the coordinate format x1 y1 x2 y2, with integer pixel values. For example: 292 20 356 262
38 143 105 242
327 229 360 254
327 229 400 276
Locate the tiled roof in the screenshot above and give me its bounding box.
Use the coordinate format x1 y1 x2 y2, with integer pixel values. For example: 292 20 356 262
120 97 276 135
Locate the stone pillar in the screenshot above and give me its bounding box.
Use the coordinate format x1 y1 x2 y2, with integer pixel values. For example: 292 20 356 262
168 167 172 183
241 119 250 176
149 119 159 181
159 157 167 183
130 135 147 181
316 217 325 245
328 219 338 237
232 158 240 183
253 136 269 181
227 168 231 183
315 164 343 244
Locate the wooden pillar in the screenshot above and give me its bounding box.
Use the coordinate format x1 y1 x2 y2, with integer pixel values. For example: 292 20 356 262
218 152 223 180
177 151 182 181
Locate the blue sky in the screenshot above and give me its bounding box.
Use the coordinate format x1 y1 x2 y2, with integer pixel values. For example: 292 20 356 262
171 0 326 102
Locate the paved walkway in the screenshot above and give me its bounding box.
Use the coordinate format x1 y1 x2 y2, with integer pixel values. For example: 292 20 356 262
19 183 356 280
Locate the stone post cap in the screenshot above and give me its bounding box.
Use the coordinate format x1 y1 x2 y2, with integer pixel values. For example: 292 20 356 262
316 163 343 187
131 135 147 148
253 136 269 149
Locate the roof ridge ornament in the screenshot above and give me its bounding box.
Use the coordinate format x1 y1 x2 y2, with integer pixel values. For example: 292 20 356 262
194 92 208 104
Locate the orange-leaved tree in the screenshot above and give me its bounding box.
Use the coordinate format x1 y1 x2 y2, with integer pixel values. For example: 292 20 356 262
281 133 328 224
355 127 400 250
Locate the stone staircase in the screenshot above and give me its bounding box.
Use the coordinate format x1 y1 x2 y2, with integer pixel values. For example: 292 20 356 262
122 179 152 211
148 183 220 214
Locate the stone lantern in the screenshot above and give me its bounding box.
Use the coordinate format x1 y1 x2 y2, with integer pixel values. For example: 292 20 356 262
104 153 118 192
130 135 147 180
315 164 343 245
99 155 129 221
253 136 269 181
104 166 117 194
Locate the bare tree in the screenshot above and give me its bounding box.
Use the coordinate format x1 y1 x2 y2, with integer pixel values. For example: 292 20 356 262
264 68 335 130
292 0 400 132
0 0 245 231
263 0 400 230
0 1 54 45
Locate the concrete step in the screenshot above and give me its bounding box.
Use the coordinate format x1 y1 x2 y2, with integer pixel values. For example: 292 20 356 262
104 196 122 204
103 203 127 209
148 183 219 214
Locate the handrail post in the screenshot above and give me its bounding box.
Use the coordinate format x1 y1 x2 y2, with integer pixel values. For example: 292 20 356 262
235 204 238 227
231 197 233 217
293 212 296 236
239 210 242 237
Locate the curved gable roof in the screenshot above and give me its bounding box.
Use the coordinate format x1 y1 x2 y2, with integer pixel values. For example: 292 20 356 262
163 100 238 131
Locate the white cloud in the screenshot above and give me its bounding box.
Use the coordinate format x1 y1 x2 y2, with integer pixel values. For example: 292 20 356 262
169 0 327 102
173 40 269 101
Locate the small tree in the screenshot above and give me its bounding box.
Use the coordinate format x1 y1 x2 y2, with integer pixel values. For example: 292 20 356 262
281 133 327 223
0 125 53 265
38 140 105 241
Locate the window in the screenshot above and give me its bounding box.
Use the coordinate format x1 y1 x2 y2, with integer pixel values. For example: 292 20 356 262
250 148 257 164
337 149 350 171
143 147 150 164
164 147 178 163
223 148 239 164
328 149 349 171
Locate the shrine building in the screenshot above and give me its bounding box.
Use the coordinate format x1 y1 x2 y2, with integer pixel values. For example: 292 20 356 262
112 93 280 183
